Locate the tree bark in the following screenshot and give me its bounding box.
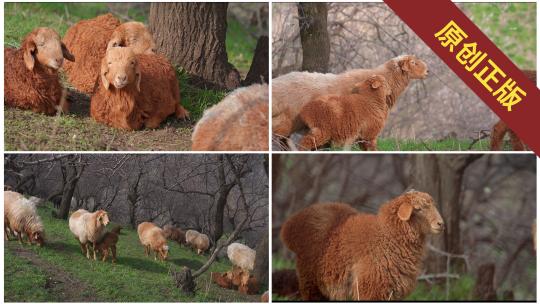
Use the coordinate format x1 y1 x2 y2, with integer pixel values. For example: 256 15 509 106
56 156 85 220
242 35 269 86
472 263 497 300
149 3 241 90
298 3 330 73
253 234 269 285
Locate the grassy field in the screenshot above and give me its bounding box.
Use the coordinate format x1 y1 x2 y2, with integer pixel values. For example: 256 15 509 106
4 3 257 151
4 203 261 302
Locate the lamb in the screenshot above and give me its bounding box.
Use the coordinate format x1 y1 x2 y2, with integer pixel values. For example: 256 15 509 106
163 224 186 246
185 229 210 255
280 191 444 301
90 47 189 130
192 83 269 151
69 209 110 260
4 191 45 246
272 55 428 140
227 242 256 272
62 14 156 94
490 69 535 151
137 222 169 261
297 75 392 150
94 226 122 263
5 27 74 115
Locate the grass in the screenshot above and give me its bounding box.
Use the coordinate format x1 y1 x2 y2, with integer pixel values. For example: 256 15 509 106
4 3 258 151
319 138 497 151
4 203 259 302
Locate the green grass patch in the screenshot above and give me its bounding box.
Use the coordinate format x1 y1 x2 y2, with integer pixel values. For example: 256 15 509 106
406 275 475 301
320 138 494 151
226 17 257 75
4 203 258 302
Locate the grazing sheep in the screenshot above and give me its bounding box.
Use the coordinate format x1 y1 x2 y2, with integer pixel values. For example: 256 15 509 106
272 269 300 299
211 272 234 289
490 69 535 151
69 209 110 260
5 27 74 115
185 229 210 255
63 13 155 94
4 191 45 246
227 242 256 272
137 222 169 261
163 224 186 246
298 75 391 150
238 274 260 295
192 83 269 151
94 226 122 263
281 191 444 300
90 47 188 130
272 55 428 139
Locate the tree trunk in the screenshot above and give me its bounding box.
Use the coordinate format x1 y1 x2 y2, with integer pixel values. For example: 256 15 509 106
253 234 269 286
56 161 84 220
410 154 481 273
472 263 497 300
149 3 240 89
212 156 235 246
298 3 330 73
242 35 269 86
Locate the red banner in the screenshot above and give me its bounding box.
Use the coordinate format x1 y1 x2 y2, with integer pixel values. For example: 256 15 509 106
384 0 539 155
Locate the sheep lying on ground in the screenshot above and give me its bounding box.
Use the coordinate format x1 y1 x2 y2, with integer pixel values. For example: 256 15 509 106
4 191 45 246
94 226 122 263
137 222 169 261
227 242 256 272
192 83 269 151
298 75 392 150
281 191 444 300
185 229 210 255
90 47 188 130
69 209 110 260
5 27 74 115
272 55 428 140
63 14 156 94
163 224 186 246
490 70 535 151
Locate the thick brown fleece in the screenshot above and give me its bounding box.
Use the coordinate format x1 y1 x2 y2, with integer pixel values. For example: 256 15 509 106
297 75 391 150
281 191 443 301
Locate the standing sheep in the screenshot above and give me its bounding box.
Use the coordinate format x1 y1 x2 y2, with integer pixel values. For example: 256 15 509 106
281 191 444 300
4 27 74 115
163 224 186 246
272 55 428 139
137 222 169 261
185 229 210 255
297 75 391 150
69 209 110 260
227 242 256 272
191 83 269 151
62 14 156 94
4 191 45 246
90 47 189 130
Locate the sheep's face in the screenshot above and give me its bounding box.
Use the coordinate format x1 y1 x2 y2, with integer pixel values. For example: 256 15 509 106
107 22 156 55
23 27 74 71
397 191 444 234
96 210 110 227
101 48 141 91
353 75 391 97
32 231 45 247
160 245 169 260
397 55 429 79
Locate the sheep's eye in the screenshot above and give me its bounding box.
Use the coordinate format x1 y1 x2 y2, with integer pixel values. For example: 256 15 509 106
131 61 135 65
108 62 112 65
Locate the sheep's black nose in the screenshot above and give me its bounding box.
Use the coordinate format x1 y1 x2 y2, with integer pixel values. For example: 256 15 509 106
55 58 63 65
437 221 444 229
117 75 127 82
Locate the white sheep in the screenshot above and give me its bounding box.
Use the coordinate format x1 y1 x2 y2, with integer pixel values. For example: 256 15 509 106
227 242 256 272
69 209 110 260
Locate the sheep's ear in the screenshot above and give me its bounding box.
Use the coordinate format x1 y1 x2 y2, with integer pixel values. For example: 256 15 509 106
399 58 411 72
101 60 110 90
23 40 36 71
135 66 141 92
61 42 75 62
106 39 121 51
398 202 413 221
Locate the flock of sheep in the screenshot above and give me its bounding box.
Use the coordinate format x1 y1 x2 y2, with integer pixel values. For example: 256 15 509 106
4 13 269 151
4 190 264 298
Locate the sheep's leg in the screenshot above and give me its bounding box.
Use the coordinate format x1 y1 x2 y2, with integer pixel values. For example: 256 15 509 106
175 104 189 120
26 232 33 245
364 139 378 151
297 260 326 301
78 240 86 255
490 121 506 150
154 250 158 261
85 243 92 259
17 231 24 245
92 242 98 260
298 128 330 151
111 246 117 264
509 130 525 151
102 249 108 262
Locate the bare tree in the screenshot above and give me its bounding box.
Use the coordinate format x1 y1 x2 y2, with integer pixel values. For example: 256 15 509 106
298 3 330 72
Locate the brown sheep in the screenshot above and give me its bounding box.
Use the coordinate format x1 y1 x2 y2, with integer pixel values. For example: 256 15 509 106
297 75 391 150
4 191 45 246
94 226 122 263
163 224 186 246
63 14 156 94
4 27 74 115
281 191 444 301
90 47 188 130
272 269 300 299
192 83 269 151
490 69 535 151
137 222 169 261
272 55 428 140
